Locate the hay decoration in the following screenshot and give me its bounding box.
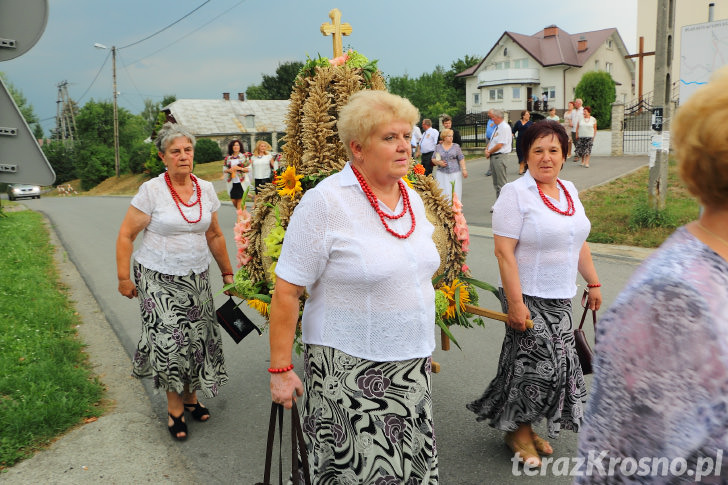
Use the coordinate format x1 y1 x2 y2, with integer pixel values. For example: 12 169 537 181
228 49 494 351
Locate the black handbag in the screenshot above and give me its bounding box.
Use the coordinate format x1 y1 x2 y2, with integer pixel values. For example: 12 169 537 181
255 401 311 485
574 289 596 375
215 297 261 344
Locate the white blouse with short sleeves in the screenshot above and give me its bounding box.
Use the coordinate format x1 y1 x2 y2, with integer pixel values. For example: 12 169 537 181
492 171 590 299
275 162 441 362
131 173 221 276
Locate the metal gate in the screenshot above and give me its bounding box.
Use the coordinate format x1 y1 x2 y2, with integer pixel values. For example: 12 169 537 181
452 112 490 148
623 95 654 154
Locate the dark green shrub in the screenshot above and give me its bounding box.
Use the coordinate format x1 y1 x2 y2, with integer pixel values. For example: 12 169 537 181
129 142 153 174
629 201 678 229
194 138 222 165
574 71 616 128
42 141 77 184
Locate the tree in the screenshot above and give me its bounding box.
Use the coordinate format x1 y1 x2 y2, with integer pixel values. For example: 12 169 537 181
445 55 481 101
246 61 304 100
42 141 76 184
574 71 616 128
0 72 43 138
388 66 461 122
140 94 176 136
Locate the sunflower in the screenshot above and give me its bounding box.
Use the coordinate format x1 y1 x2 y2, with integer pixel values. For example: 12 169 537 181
440 278 470 319
403 177 413 189
247 298 270 316
276 165 303 199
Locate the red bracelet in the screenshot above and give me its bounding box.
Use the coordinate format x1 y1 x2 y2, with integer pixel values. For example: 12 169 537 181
587 283 602 288
221 272 233 277
268 364 294 374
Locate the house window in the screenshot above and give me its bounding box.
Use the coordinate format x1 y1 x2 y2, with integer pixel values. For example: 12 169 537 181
504 47 508 57
521 59 528 68
489 88 503 101
473 93 480 105
595 60 600 70
607 39 614 49
512 87 521 99
606 62 613 74
542 86 556 99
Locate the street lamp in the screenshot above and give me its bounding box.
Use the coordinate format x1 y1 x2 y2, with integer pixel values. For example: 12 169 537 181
94 43 120 177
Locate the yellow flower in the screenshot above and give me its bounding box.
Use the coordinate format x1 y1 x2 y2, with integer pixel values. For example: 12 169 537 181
276 165 303 199
247 299 269 316
440 279 470 319
403 176 413 188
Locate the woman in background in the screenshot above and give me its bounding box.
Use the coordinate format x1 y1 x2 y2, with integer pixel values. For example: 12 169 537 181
433 128 467 202
575 106 597 168
250 140 275 194
222 139 249 210
512 110 533 175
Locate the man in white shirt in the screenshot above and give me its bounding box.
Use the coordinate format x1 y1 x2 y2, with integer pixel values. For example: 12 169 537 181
570 98 584 162
419 119 439 176
484 109 513 206
411 124 422 158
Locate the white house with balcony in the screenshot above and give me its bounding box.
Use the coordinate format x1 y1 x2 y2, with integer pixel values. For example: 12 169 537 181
457 25 635 115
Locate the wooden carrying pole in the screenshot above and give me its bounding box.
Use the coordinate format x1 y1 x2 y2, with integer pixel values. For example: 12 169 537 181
439 304 534 351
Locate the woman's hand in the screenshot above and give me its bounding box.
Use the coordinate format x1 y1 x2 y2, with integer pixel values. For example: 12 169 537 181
222 274 234 295
462 167 468 178
586 287 602 311
270 371 303 409
506 299 532 332
118 279 138 299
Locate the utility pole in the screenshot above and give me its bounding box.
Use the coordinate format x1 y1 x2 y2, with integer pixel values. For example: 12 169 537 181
111 46 120 177
55 80 77 141
649 0 674 210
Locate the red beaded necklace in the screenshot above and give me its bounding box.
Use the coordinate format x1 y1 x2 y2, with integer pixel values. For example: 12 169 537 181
350 165 416 239
536 179 575 216
164 171 203 224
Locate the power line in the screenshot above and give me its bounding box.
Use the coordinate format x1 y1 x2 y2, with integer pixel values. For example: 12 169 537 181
76 50 111 104
118 0 211 50
125 0 247 66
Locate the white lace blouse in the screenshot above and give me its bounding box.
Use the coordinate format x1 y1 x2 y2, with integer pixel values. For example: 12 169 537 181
275 162 440 362
492 171 590 299
131 173 221 276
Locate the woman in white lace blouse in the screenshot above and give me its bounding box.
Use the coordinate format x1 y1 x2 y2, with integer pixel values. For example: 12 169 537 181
268 90 441 483
116 123 234 441
467 120 602 468
576 67 728 484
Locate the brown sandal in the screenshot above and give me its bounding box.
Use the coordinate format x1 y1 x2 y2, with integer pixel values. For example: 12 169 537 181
505 432 541 467
531 431 553 456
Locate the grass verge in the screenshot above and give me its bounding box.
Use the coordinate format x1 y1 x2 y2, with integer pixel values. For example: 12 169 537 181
0 210 105 469
581 158 700 247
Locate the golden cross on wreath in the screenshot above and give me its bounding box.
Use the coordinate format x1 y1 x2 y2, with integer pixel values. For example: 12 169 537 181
320 8 352 58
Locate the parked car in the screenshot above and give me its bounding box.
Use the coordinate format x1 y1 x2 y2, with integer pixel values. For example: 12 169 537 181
7 184 41 200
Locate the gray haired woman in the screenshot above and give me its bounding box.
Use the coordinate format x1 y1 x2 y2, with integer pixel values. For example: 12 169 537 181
116 123 234 441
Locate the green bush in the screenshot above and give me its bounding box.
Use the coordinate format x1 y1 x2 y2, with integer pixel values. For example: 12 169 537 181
629 201 678 230
574 71 616 128
194 138 222 165
75 142 115 190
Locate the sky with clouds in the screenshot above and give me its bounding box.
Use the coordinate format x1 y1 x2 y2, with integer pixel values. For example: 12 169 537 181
1 0 638 134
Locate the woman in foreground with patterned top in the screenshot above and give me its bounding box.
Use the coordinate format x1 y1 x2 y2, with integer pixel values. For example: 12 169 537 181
467 120 602 468
116 123 234 441
575 67 728 484
268 90 440 483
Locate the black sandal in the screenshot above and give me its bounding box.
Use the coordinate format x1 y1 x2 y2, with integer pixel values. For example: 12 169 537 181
184 401 210 422
168 412 188 441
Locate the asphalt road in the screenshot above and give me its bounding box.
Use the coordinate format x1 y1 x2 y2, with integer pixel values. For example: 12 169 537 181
7 155 651 484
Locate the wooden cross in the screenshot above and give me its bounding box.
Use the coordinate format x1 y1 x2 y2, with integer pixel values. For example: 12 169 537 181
625 36 656 102
320 8 352 59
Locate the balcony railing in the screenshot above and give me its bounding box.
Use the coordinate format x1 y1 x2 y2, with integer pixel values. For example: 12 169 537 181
477 68 540 87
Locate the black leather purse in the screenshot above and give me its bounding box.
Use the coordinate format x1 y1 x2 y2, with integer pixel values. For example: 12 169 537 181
215 297 261 344
574 290 596 375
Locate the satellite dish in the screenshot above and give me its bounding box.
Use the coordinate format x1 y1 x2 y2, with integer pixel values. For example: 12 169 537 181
0 0 49 61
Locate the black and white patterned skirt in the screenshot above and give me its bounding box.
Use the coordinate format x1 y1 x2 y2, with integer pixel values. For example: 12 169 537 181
301 344 438 484
131 262 228 398
466 290 587 439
